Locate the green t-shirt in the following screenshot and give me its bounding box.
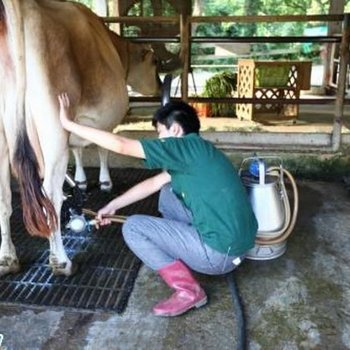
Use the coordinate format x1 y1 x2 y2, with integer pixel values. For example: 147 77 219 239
140 133 258 256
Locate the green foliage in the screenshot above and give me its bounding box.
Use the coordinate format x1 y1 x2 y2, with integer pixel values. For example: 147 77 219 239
203 71 236 97
122 0 178 36
202 71 237 117
125 0 177 16
195 0 244 38
192 0 348 66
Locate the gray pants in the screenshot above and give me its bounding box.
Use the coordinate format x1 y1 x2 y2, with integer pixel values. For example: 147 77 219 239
122 184 241 274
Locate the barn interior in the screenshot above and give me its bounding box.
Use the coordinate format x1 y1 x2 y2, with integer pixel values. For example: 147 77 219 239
0 0 350 349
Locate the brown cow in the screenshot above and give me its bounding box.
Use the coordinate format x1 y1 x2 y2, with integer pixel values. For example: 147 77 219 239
0 0 161 276
71 27 162 191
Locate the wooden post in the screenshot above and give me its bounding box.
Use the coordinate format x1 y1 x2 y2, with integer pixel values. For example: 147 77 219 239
323 0 345 89
180 14 190 101
109 1 121 34
332 13 350 151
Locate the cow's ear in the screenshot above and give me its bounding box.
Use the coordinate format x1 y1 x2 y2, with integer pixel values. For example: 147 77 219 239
141 48 149 60
141 49 149 59
143 44 152 51
141 44 153 59
143 50 158 66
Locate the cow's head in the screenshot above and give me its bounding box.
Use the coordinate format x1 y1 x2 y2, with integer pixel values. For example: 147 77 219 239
126 43 162 96
107 30 162 96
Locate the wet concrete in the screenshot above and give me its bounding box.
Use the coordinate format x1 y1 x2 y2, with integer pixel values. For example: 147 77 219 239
0 179 350 349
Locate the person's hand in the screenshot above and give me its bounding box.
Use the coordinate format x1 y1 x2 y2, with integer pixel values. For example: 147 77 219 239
58 92 74 130
96 203 117 226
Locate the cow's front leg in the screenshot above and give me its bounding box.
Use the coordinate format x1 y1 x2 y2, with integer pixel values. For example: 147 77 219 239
71 147 87 191
98 146 112 191
0 147 20 276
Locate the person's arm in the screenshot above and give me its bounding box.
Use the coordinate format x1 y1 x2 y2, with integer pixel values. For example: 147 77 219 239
97 171 171 225
58 92 145 159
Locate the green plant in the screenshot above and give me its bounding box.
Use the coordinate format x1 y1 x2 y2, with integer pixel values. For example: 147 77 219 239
202 71 237 117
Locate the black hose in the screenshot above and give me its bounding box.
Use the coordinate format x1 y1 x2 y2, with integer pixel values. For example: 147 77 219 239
226 272 246 350
161 74 172 106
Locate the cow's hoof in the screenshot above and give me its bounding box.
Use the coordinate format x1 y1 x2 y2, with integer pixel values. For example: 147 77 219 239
99 181 112 192
0 257 20 276
75 180 87 191
50 258 78 276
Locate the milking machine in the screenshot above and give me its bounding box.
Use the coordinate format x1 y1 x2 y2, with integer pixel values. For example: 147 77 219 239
239 156 299 260
63 173 126 233
62 173 97 233
230 157 299 347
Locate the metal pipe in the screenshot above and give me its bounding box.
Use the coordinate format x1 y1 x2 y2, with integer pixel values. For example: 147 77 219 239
122 36 340 44
129 96 350 104
103 16 179 24
190 14 344 24
102 14 344 25
127 37 180 43
192 36 341 44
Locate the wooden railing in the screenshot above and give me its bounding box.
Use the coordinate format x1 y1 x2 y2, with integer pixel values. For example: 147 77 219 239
103 14 350 152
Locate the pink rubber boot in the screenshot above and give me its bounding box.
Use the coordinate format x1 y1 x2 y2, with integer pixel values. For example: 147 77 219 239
152 260 207 317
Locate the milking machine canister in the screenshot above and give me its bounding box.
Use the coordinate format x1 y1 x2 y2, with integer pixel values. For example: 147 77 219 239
239 156 299 260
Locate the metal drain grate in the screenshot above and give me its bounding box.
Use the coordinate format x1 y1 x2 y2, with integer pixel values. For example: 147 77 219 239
0 168 159 313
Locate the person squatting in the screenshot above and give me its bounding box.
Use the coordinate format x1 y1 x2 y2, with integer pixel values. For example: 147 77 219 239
58 93 258 317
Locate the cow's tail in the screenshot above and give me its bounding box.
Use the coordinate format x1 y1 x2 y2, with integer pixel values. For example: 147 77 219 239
4 0 57 237
13 128 58 237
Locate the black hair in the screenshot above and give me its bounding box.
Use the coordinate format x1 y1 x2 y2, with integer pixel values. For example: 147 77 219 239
152 100 200 135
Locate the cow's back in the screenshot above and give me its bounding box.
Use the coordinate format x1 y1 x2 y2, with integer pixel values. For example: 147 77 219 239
23 1 128 148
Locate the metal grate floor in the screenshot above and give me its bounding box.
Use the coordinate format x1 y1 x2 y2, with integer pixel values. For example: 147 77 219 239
0 168 159 313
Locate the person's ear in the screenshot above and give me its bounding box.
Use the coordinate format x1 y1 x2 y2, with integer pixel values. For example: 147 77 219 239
170 122 184 136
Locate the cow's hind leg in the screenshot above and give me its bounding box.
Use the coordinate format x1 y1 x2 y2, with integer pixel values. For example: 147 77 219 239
0 137 20 276
98 147 112 191
44 151 76 276
71 147 87 191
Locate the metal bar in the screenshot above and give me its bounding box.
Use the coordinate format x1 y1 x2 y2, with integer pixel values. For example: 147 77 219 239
122 36 340 44
332 13 350 151
192 36 341 44
125 37 180 43
102 16 179 24
129 96 350 105
188 97 340 104
102 14 344 25
190 14 344 24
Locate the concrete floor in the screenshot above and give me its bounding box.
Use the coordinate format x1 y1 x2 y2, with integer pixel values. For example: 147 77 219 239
1 93 350 349
0 179 350 349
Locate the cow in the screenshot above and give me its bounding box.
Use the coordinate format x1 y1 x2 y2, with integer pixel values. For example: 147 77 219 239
71 3 162 191
0 0 161 277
